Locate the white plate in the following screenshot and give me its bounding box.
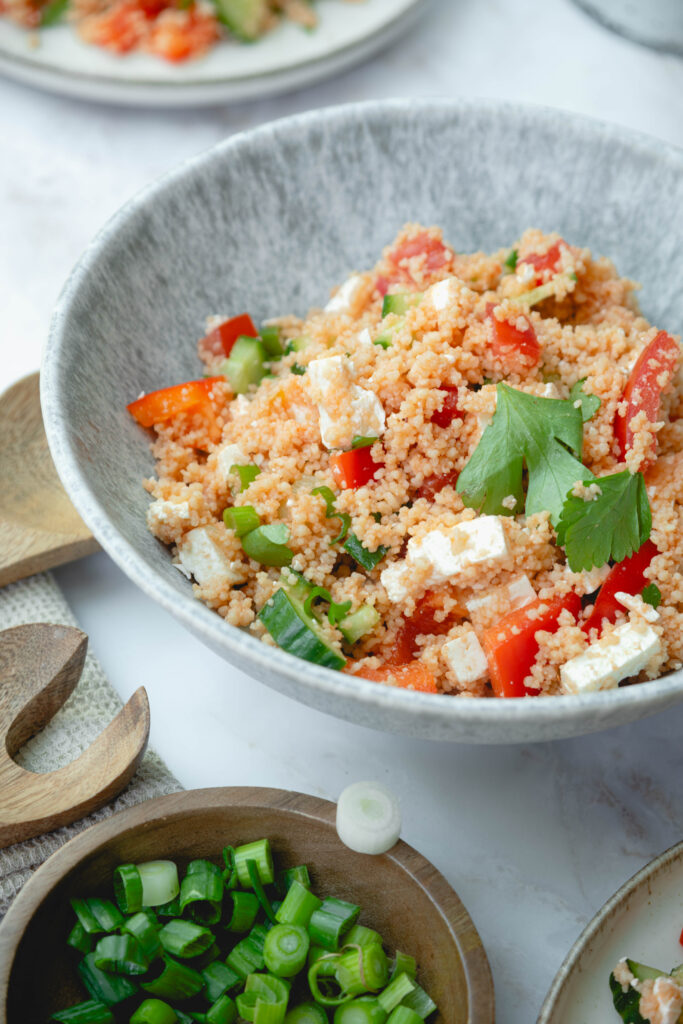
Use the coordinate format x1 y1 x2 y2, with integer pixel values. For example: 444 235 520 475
0 0 427 105
539 840 683 1023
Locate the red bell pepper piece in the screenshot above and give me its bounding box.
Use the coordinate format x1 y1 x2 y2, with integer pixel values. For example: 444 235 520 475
615 331 680 464
582 540 658 636
485 303 540 374
389 591 459 665
430 385 464 429
330 446 381 489
127 376 224 441
482 592 582 698
519 240 564 283
359 661 438 693
679 925 683 948
199 313 258 359
417 468 460 501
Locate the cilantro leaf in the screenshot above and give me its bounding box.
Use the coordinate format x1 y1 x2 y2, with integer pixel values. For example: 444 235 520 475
569 379 601 422
641 584 661 609
456 383 589 525
556 470 651 571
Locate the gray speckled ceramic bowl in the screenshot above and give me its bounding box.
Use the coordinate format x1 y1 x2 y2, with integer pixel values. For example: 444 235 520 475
42 99 683 744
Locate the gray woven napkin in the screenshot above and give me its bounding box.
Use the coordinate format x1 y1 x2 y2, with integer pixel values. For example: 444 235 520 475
0 572 182 918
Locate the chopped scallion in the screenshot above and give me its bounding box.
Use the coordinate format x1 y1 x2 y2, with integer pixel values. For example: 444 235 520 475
225 890 260 933
260 325 284 358
351 436 378 450
129 999 178 1024
275 880 321 929
141 957 204 1000
235 840 274 887
93 934 148 975
179 860 224 925
158 919 214 959
224 505 261 537
138 861 180 909
376 973 414 1015
338 605 380 645
113 864 143 915
51 1000 115 1023
231 464 261 492
78 952 138 1005
308 899 359 952
241 524 294 567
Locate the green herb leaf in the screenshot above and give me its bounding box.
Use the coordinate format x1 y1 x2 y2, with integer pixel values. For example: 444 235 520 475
311 485 351 545
456 382 589 526
503 248 518 272
641 583 662 609
556 470 652 572
343 533 388 571
351 436 378 450
569 379 601 423
231 464 261 493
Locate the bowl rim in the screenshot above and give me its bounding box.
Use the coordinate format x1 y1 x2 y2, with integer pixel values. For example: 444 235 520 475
41 96 683 730
0 785 494 1023
537 836 683 1022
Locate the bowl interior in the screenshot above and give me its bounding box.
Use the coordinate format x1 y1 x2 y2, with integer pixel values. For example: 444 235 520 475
2 789 491 1023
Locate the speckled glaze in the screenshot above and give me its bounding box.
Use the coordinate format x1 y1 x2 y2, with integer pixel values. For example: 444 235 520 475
42 100 683 744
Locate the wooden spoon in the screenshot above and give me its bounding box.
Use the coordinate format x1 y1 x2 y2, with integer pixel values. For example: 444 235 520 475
0 373 98 588
0 623 150 848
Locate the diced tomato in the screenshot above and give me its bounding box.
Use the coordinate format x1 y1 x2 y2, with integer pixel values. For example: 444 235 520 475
359 662 438 693
679 925 683 948
615 331 680 464
389 591 459 665
485 303 540 374
430 385 463 429
376 230 453 292
417 469 460 501
519 240 564 284
127 376 223 441
582 540 658 636
147 4 219 61
330 447 382 490
199 313 258 361
482 592 582 698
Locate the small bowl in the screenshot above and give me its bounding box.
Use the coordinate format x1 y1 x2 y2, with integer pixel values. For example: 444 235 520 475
0 787 493 1024
42 98 683 743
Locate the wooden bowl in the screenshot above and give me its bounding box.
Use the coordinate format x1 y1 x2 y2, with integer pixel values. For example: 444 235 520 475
0 788 493 1023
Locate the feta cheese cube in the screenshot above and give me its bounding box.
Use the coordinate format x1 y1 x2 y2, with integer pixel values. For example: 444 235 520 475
443 632 488 685
216 443 249 483
324 274 364 314
560 620 661 695
147 498 192 530
177 525 243 588
380 562 411 603
307 354 385 450
356 328 374 347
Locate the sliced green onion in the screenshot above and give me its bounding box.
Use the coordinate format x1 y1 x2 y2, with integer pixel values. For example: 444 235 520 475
247 859 277 923
308 958 352 1007
264 924 310 978
51 1000 114 1023
400 983 437 1019
232 464 261 493
71 898 123 934
336 782 401 855
156 896 181 918
303 586 351 628
309 899 360 951
138 861 180 908
93 934 148 975
376 974 414 1015
343 534 387 571
258 588 346 671
311 485 351 545
113 864 143 914
40 0 69 26
67 921 93 955
284 1001 328 1024
279 865 311 893
381 293 421 318
224 505 261 537
241 524 294 567
339 605 380 645
129 999 178 1024
234 839 274 887
386 1009 422 1024
78 952 138 1006
285 336 311 354
69 899 99 935
373 334 392 351
220 337 266 395
202 961 241 1002
206 993 237 1024
389 952 416 982
345 925 383 950
236 973 290 1024
225 890 260 932
222 846 239 889
141 957 204 1000
159 919 214 959
180 860 224 925
333 999 388 1024
308 945 330 968
351 436 378 450
260 325 284 358
226 934 265 979
275 880 322 929
194 941 221 970
291 364 306 376
335 945 388 995
503 248 518 272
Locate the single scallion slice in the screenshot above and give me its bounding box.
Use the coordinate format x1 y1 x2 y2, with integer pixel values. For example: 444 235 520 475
400 982 437 1019
237 972 290 1024
241 523 294 567
351 436 378 450
225 890 260 932
311 485 351 546
377 974 415 1015
123 911 162 961
232 464 261 492
70 899 102 935
308 958 352 1007
338 605 380 645
202 961 241 1002
381 293 421 318
206 993 237 1024
373 334 392 350
93 934 149 975
333 998 388 1024
247 859 277 923
335 944 388 995
114 864 143 914
309 899 360 952
343 534 387 571
51 1000 115 1023
234 839 274 887
344 925 383 950
179 860 224 925
222 846 239 890
503 248 518 272
141 957 204 1000
258 588 346 671
279 865 311 892
156 896 181 918
226 935 265 979
158 919 214 959
71 897 123 934
386 1009 422 1024
390 951 417 982
138 861 180 908
220 337 266 395
260 325 284 358
284 1001 328 1024
264 924 310 978
129 999 178 1024
224 505 261 537
67 921 93 955
275 880 321 929
78 953 138 1005
336 782 401 856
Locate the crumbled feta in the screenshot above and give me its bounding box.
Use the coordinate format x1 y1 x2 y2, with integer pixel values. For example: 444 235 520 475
613 959 636 992
356 328 374 347
443 632 488 685
324 274 363 314
177 525 242 588
648 976 683 1024
424 277 462 312
381 516 509 602
147 498 192 528
615 590 660 622
307 354 385 450
560 620 661 695
216 443 249 483
465 574 535 619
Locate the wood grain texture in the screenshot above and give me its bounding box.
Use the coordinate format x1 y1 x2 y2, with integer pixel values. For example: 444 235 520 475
0 623 150 848
0 373 98 587
0 787 493 1024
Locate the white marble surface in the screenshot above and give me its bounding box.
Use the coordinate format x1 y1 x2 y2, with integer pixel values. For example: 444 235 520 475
2 2 683 1020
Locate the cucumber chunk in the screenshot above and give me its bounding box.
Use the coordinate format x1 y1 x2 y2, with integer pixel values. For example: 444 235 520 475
259 588 346 670
381 293 421 318
212 0 268 40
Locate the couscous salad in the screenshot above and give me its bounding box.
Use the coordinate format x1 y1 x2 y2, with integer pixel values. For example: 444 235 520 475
128 225 683 699
610 957 683 1023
